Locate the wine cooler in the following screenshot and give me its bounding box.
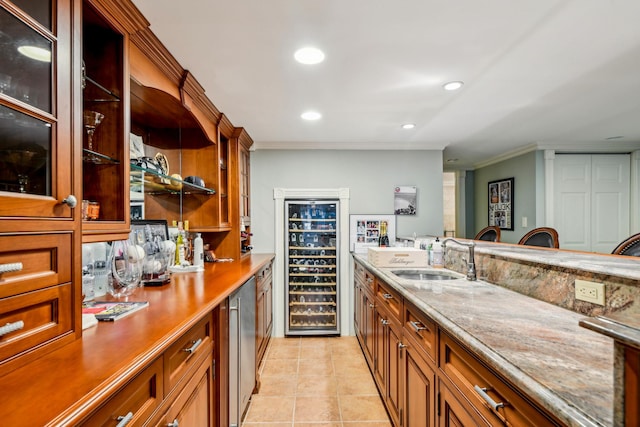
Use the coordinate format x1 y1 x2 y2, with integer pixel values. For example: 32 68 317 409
285 200 340 335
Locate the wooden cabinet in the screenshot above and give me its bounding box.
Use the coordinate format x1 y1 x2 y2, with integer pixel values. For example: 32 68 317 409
0 0 80 377
439 332 559 427
354 261 563 427
624 345 639 426
80 313 214 427
256 260 273 368
80 356 164 426
374 278 404 427
81 0 130 242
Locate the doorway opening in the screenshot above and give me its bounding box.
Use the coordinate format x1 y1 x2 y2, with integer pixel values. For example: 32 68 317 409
443 172 456 237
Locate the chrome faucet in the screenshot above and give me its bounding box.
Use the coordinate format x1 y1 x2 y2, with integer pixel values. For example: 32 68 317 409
441 238 476 281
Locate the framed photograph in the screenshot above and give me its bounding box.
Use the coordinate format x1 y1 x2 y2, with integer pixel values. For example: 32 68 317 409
349 214 396 253
394 185 417 215
129 220 171 286
488 178 514 230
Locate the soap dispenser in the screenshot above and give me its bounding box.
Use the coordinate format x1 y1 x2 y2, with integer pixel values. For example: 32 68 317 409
432 237 444 268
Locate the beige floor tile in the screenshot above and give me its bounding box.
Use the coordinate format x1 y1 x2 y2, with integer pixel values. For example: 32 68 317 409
332 362 371 377
295 423 343 427
262 358 299 376
342 422 392 427
336 374 379 396
299 358 334 375
299 337 332 349
299 345 332 359
258 375 298 396
295 396 341 422
244 423 293 427
244 395 295 423
339 396 389 422
269 344 302 359
296 375 338 396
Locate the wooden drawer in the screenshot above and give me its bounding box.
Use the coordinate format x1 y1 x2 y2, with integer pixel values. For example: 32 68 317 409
0 283 73 364
354 261 365 284
164 314 213 394
81 357 163 426
256 261 273 287
0 233 72 298
364 269 376 294
376 279 401 321
403 301 437 363
439 332 560 426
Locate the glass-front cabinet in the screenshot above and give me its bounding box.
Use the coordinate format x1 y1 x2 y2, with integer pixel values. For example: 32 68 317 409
81 0 130 242
0 0 73 219
0 0 79 377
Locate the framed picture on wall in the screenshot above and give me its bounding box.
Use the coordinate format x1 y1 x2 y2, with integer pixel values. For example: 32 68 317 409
349 214 396 253
488 178 514 230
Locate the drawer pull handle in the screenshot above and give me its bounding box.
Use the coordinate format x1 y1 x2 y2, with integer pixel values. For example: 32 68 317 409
383 293 393 300
0 262 23 274
381 319 390 325
398 342 407 349
409 321 427 332
183 338 203 354
368 303 375 309
167 419 179 427
0 320 24 337
115 412 134 427
474 385 505 411
366 278 373 284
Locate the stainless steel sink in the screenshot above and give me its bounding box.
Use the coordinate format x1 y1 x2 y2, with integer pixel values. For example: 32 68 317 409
391 269 459 280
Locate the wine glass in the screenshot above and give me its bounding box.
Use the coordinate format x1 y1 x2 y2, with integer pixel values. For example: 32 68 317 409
108 240 144 298
83 110 104 153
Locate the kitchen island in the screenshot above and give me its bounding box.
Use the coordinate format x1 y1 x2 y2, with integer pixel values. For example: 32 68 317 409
353 246 628 427
0 253 274 426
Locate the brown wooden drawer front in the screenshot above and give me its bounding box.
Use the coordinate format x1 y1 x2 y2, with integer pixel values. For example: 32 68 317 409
439 332 559 427
364 269 376 294
164 314 213 394
257 261 273 287
376 279 401 321
0 284 73 363
0 233 72 298
354 262 365 284
81 357 163 426
404 301 437 364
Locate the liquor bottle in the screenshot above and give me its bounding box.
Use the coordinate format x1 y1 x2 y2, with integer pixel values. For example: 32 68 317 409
379 221 390 247
175 222 186 266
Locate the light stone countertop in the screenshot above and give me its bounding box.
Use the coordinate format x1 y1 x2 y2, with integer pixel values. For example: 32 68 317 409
353 253 614 427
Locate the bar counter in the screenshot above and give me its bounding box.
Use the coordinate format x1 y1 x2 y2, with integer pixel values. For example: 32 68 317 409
0 253 274 426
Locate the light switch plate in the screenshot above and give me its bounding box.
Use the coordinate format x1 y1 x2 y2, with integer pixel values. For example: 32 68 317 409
575 279 605 305
522 217 528 227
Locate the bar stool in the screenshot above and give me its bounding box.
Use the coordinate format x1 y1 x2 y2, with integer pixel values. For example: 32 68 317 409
611 232 640 256
518 227 559 248
474 226 501 242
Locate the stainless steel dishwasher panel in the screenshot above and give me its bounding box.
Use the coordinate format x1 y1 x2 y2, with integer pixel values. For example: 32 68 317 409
229 276 256 427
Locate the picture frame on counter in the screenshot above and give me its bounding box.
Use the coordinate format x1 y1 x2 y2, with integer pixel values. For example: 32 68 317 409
488 177 514 230
349 214 396 253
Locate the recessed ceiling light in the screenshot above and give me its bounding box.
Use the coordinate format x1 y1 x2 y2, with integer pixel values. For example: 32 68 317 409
401 123 415 129
294 47 325 65
443 81 464 91
301 111 322 121
17 45 51 62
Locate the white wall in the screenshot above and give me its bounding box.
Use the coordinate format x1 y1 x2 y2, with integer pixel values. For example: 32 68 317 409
250 149 444 336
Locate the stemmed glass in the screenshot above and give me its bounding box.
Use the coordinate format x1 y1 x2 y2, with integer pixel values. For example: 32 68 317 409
108 240 144 298
83 110 104 153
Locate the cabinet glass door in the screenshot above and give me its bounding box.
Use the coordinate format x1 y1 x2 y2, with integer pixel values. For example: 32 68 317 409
0 0 73 220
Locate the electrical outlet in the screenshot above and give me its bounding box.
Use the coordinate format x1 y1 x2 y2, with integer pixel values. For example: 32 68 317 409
575 279 605 305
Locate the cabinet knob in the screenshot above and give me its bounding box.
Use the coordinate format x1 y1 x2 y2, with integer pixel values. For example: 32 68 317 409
398 342 407 349
167 420 179 427
62 195 78 208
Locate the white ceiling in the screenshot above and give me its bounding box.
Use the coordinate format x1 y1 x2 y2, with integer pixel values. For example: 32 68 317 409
131 0 640 170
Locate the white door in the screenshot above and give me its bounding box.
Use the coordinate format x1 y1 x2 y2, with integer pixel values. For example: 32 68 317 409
554 154 629 253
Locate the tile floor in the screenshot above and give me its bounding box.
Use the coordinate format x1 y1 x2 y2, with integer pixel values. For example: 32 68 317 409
242 336 392 427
